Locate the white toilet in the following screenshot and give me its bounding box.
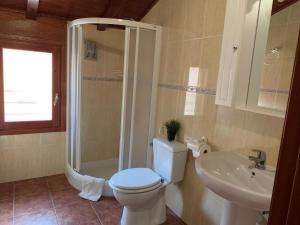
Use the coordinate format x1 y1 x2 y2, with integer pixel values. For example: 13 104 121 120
109 138 187 225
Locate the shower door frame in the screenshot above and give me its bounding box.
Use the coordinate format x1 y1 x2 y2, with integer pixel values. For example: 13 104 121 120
121 26 161 170
67 18 161 173
67 24 83 172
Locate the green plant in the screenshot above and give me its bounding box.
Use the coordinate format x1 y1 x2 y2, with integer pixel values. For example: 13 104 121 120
164 119 180 141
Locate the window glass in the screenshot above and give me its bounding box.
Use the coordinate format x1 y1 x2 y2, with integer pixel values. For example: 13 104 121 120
3 48 53 122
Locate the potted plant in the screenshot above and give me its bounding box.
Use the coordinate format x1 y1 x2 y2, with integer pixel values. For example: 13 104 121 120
164 119 180 141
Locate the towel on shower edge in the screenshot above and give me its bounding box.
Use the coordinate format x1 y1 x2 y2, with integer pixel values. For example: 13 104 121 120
79 175 105 201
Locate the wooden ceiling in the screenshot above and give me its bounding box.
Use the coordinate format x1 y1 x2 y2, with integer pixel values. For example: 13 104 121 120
0 0 159 21
1 0 299 22
272 0 300 14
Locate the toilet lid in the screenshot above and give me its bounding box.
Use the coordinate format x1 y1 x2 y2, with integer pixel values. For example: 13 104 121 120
109 168 162 190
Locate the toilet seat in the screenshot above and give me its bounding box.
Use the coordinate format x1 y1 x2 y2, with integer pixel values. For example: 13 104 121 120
110 181 162 194
109 168 163 193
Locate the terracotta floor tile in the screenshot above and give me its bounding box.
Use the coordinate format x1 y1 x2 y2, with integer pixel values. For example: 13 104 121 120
14 210 58 225
47 175 73 192
93 197 122 210
163 209 186 225
0 200 13 220
14 192 53 217
92 197 123 225
4 175 186 225
56 202 101 225
15 177 49 197
0 217 13 225
0 182 14 202
51 188 87 209
14 177 46 184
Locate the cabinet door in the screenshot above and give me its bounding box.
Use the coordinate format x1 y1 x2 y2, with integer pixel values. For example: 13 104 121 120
215 0 247 106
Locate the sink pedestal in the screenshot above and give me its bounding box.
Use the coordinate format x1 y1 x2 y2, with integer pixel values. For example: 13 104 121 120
221 200 259 225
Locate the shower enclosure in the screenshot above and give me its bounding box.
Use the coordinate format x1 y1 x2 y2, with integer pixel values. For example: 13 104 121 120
66 18 161 190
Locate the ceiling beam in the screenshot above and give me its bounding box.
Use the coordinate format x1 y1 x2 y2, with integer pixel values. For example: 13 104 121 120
26 0 39 20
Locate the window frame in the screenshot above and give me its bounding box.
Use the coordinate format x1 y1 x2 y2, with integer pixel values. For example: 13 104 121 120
0 39 64 135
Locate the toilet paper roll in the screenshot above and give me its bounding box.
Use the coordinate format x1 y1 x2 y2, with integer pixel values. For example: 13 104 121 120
192 142 211 158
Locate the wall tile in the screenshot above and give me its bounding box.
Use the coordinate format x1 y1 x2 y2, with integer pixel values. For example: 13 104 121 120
279 57 294 90
168 0 187 43
212 106 247 151
271 9 289 26
258 92 277 109
203 0 226 37
199 36 222 89
288 1 300 23
283 23 300 58
184 0 205 39
0 132 66 183
181 39 203 86
142 0 172 26
161 42 185 85
14 134 41 149
40 132 65 148
0 136 15 151
260 59 283 90
143 0 285 224
266 25 287 52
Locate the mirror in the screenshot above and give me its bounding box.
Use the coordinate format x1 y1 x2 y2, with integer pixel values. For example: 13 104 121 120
247 0 300 115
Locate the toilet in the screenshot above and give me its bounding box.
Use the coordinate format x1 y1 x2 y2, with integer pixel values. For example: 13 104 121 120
109 138 187 225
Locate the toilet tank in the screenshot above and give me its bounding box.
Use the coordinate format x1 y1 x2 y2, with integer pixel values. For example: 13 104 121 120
153 138 187 183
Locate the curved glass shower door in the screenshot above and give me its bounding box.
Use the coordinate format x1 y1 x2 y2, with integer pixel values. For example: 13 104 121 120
120 27 159 169
80 24 124 178
67 19 161 180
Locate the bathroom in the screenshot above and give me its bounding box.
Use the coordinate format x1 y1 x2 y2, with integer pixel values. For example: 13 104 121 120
0 0 299 225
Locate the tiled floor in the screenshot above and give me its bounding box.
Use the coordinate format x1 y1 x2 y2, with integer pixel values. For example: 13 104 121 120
0 174 186 225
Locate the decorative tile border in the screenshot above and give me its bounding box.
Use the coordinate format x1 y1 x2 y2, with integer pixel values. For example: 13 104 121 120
158 83 290 96
158 83 217 96
82 78 289 96
83 75 123 82
260 88 289 94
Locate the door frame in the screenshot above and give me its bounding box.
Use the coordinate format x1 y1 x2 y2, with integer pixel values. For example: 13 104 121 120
268 31 300 225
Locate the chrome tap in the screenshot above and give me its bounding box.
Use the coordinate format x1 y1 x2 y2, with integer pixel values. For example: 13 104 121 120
248 149 266 170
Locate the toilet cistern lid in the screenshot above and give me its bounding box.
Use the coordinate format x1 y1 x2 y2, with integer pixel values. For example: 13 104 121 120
109 168 162 190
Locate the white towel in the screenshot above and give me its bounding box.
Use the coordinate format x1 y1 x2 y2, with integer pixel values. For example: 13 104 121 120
79 175 105 201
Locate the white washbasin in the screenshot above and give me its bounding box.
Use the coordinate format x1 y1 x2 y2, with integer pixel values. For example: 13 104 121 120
195 151 275 224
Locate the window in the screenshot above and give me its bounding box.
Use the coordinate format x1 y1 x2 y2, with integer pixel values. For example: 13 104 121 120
0 40 64 134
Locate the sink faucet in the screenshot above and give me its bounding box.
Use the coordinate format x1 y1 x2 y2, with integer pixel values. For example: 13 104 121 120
248 149 266 170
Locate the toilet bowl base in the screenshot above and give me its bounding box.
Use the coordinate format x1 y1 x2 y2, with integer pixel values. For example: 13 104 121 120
121 206 166 225
120 187 167 225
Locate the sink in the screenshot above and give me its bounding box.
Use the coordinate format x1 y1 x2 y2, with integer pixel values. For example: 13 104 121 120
195 151 275 225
